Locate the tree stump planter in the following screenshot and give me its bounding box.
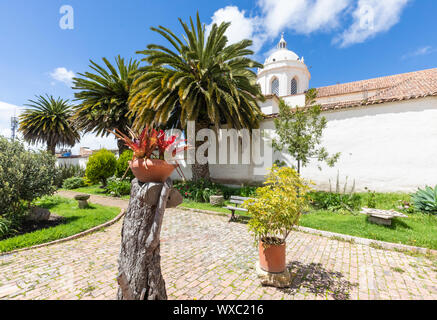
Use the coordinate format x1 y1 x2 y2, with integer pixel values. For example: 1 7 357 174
116 178 182 300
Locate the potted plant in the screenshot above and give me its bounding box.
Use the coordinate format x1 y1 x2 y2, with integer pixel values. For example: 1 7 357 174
243 165 312 273
108 126 188 183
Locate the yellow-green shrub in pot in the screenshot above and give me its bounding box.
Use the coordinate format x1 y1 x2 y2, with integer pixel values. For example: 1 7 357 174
243 165 312 273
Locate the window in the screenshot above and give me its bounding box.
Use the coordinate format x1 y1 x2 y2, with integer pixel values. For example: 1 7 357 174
271 78 279 96
290 78 298 95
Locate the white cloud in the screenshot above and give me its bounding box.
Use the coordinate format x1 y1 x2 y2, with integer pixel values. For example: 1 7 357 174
259 0 351 36
50 67 75 86
335 0 411 47
208 0 411 52
401 46 437 60
206 6 265 52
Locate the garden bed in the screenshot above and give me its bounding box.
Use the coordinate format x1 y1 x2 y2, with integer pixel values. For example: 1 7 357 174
0 196 120 253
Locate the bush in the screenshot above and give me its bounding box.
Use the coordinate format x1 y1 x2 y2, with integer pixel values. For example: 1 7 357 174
310 192 362 213
106 177 131 197
411 186 437 214
54 164 85 187
310 173 361 213
0 137 57 238
116 150 134 180
173 180 259 202
62 176 86 189
85 149 116 186
243 165 312 245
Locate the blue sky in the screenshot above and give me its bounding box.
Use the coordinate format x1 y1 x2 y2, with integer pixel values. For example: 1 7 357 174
0 0 436 151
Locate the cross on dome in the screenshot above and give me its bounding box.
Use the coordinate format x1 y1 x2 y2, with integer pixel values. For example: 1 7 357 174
277 32 287 49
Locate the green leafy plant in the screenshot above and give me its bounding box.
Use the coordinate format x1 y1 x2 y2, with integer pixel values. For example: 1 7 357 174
85 149 117 187
106 177 131 197
240 185 257 197
364 187 377 209
310 174 361 213
411 186 437 214
0 137 57 238
62 176 86 190
243 165 313 245
54 164 85 187
173 180 256 202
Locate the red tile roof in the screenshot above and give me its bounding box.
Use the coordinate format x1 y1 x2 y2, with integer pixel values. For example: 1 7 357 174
263 68 437 118
316 68 437 111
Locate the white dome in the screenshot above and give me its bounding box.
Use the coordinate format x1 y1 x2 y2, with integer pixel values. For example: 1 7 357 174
265 49 299 64
264 33 300 64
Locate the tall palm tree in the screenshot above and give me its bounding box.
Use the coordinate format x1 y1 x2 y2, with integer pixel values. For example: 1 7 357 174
72 55 140 154
130 13 265 180
19 95 80 155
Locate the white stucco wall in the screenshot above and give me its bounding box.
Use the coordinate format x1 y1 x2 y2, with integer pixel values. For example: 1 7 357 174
173 97 437 192
56 157 88 168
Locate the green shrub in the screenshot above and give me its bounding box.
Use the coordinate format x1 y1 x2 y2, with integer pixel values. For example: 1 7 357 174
243 166 312 245
310 191 362 213
62 176 86 189
116 150 134 180
310 173 361 213
106 177 131 197
411 186 437 214
0 137 57 238
54 164 85 187
173 179 259 202
85 149 116 186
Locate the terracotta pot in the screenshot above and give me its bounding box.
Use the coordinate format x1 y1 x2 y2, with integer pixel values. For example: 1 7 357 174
129 158 177 183
258 240 286 273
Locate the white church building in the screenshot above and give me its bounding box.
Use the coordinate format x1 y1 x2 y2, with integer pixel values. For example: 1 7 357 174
176 35 437 192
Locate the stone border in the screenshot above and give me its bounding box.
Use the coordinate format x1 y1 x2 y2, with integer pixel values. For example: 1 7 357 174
179 206 437 257
0 209 126 256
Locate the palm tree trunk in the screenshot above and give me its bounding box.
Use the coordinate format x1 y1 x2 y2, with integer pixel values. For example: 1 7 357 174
47 142 56 155
191 120 210 181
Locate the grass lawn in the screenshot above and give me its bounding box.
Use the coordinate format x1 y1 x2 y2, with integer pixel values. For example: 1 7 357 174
300 211 437 249
60 185 130 200
0 196 120 253
179 192 437 250
179 199 234 214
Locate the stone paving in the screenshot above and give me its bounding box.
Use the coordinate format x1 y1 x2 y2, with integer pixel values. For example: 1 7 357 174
1 192 437 300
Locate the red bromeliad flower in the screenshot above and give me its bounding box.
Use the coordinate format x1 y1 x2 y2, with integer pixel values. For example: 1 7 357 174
108 126 190 160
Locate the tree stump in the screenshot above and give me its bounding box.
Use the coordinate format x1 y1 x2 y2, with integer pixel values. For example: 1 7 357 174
116 178 182 300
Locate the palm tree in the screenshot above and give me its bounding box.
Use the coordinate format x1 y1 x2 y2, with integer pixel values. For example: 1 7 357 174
19 95 80 155
130 13 265 180
72 55 140 154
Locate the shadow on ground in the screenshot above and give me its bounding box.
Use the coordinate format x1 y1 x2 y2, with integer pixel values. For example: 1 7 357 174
279 261 358 300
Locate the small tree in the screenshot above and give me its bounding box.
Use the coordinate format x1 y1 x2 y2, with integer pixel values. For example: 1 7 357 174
243 165 312 245
85 149 116 187
273 89 340 174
